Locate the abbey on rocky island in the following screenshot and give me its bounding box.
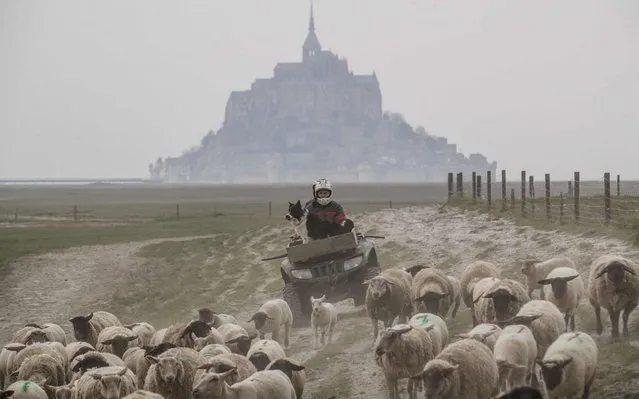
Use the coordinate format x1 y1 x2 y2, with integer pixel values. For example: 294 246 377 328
149 3 496 183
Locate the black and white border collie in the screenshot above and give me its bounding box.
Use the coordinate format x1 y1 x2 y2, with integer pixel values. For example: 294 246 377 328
285 200 309 243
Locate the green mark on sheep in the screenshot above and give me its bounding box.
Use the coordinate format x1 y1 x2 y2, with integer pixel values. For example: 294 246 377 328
22 381 31 392
416 314 430 326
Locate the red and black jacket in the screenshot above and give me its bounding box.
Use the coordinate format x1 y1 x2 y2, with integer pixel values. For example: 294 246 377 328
304 199 347 224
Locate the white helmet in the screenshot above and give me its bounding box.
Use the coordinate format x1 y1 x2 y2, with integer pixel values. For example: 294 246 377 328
313 178 333 206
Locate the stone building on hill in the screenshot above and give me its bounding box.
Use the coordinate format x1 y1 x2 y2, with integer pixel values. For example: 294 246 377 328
149 3 497 183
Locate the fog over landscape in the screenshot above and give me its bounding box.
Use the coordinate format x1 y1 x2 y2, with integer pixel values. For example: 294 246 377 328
1 0 638 180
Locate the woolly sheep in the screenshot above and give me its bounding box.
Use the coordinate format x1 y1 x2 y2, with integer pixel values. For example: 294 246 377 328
0 347 18 390
149 328 167 347
193 328 225 351
538 266 584 331
460 260 501 309
43 383 75 399
493 325 537 394
309 295 338 349
24 323 67 345
374 324 435 399
5 342 67 384
537 331 598 398
122 390 165 398
197 308 239 328
10 327 48 347
64 341 95 380
191 368 296 399
1 380 48 398
198 344 231 359
246 339 285 371
498 300 564 360
124 343 176 389
162 320 212 348
14 353 65 387
588 254 639 337
217 324 256 356
411 267 455 317
74 366 137 399
521 257 574 299
454 323 502 352
96 326 139 358
124 322 156 347
144 347 206 399
383 268 413 284
414 338 499 399
69 350 126 385
481 279 530 323
409 313 449 355
69 311 122 347
265 358 306 399
248 299 293 348
196 353 257 385
446 275 462 319
471 277 501 326
364 269 414 342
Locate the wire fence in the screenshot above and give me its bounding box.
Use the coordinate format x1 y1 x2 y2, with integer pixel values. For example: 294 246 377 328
446 170 639 230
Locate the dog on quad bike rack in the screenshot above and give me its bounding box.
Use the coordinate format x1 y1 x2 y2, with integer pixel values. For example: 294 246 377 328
286 200 355 243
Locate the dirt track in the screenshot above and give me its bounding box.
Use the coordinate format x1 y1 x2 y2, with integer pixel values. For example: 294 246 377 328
2 206 639 398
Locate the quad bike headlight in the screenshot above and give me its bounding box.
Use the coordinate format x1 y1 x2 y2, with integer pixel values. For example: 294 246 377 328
291 269 313 279
343 255 363 271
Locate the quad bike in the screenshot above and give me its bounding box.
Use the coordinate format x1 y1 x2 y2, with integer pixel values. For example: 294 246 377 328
261 231 383 328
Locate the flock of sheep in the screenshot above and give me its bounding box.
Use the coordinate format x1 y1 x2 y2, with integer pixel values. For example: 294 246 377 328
365 253 639 399
0 252 637 398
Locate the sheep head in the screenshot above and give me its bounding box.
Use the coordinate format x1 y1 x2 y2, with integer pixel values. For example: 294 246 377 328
192 367 236 399
265 357 305 381
496 313 542 328
248 311 274 330
520 259 539 276
537 356 573 391
225 336 251 356
147 355 184 386
415 290 448 315
310 295 327 315
364 276 394 300
415 359 459 398
68 312 95 342
538 275 579 298
44 385 73 399
71 353 110 373
405 264 429 277
482 286 520 319
89 367 128 399
595 261 637 284
24 329 49 345
374 324 413 357
197 308 216 324
144 342 177 357
101 334 138 358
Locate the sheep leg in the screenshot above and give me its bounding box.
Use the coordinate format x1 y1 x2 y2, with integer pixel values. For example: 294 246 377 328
539 288 545 300
590 298 603 335
583 369 596 399
284 322 291 348
320 329 326 345
384 373 397 399
272 326 281 344
327 322 334 344
564 313 571 332
608 307 621 337
407 377 416 399
622 302 637 337
570 313 576 332
452 299 460 319
371 318 379 344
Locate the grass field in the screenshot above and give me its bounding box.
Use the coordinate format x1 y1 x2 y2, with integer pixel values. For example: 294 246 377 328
3 182 639 397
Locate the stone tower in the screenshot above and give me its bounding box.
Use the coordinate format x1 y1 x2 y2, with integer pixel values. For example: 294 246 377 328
302 1 321 61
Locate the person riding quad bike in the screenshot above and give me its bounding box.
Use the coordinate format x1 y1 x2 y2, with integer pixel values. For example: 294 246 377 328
304 178 355 240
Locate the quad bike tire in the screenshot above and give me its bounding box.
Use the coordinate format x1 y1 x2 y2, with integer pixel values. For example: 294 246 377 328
352 264 382 306
283 282 310 328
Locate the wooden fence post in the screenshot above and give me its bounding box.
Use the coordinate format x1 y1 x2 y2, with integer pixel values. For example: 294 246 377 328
459 173 464 197
529 176 535 216
472 171 477 203
389 200 393 209
617 174 620 196
568 181 573 197
447 172 454 200
510 188 515 209
176 204 180 219
501 170 507 211
521 170 527 217
73 205 78 222
487 171 492 209
604 172 611 225
574 172 580 224
545 173 551 220
456 173 462 197
559 193 565 224
268 201 272 217
477 175 482 199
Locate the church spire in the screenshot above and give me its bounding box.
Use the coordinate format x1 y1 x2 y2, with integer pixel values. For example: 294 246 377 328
302 0 321 61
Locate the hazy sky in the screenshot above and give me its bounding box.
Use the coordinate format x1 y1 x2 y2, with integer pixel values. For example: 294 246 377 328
1 0 637 180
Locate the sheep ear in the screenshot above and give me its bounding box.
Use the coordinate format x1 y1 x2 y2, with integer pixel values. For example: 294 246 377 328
537 278 552 285
362 280 371 285
561 275 579 282
0 391 15 399
219 367 238 380
310 296 315 301
453 333 469 339
556 357 573 368
126 335 138 342
4 343 26 352
86 312 94 320
623 265 637 276
101 338 115 345
117 367 128 376
247 314 256 322
319 294 326 301
146 356 160 364
595 267 609 279
423 324 435 332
